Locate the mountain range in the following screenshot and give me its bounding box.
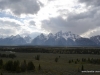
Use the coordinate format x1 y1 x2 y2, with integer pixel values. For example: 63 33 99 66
0 31 100 47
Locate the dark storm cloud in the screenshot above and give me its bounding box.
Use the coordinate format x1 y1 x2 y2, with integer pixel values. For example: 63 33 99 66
0 0 42 16
78 0 100 7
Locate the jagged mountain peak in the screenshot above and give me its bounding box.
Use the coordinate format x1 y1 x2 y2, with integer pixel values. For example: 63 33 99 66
31 31 81 46
55 31 80 41
40 33 44 36
55 31 63 36
39 33 46 38
64 31 72 34
36 33 47 41
90 35 100 45
35 31 81 41
13 34 20 38
91 35 100 38
24 35 32 43
48 33 54 37
0 31 99 46
24 35 31 38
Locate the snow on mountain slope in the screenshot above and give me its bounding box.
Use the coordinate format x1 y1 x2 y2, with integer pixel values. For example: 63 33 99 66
32 31 80 42
90 35 100 45
55 31 81 41
63 31 80 41
31 31 81 46
0 35 31 45
0 31 98 46
24 35 32 43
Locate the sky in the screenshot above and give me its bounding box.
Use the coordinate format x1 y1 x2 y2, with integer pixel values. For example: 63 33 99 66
0 0 100 38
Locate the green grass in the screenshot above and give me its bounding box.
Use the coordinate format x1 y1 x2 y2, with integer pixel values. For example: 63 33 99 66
0 51 100 75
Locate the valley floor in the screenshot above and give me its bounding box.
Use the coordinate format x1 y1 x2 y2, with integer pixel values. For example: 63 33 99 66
0 51 100 75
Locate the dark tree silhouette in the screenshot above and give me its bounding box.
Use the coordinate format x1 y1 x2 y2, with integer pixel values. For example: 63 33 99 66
35 55 40 60
55 57 58 62
27 61 35 71
13 60 20 72
20 60 27 72
0 59 3 66
5 60 13 71
81 65 84 71
38 64 41 70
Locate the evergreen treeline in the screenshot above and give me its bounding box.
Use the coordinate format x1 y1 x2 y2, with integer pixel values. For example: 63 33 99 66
0 59 41 73
0 47 100 54
68 58 100 65
0 53 16 59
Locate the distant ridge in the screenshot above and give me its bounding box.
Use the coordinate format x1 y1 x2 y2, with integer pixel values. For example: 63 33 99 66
0 31 99 47
31 31 98 47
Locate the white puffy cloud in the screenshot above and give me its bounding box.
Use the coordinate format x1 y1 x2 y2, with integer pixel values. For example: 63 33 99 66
0 0 100 38
0 17 43 38
40 0 100 37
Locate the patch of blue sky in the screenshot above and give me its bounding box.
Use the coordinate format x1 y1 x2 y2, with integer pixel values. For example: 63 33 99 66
0 11 31 23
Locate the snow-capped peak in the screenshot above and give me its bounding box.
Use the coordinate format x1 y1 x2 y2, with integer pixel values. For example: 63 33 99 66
9 35 21 40
63 31 80 41
32 31 81 42
55 31 63 37
37 33 46 40
24 35 32 43
14 35 21 39
48 33 54 37
55 31 81 41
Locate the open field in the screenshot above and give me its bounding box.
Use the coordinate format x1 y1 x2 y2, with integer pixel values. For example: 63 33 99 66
0 47 100 75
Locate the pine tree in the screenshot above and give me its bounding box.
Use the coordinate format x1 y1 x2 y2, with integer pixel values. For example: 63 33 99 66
5 60 13 71
0 59 3 66
27 61 35 71
81 65 84 71
68 60 71 63
13 60 20 72
20 60 27 72
38 64 41 70
35 55 40 60
55 57 58 62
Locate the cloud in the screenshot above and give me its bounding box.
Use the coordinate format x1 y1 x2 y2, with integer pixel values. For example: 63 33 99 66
0 17 47 38
78 0 100 7
0 28 16 36
0 0 100 38
42 16 67 33
0 18 22 36
41 5 100 37
0 18 32 37
0 0 42 16
29 21 35 26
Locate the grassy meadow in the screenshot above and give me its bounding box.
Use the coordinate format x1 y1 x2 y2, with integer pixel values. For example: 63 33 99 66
0 50 100 75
